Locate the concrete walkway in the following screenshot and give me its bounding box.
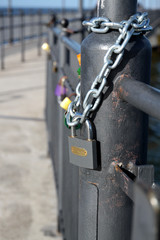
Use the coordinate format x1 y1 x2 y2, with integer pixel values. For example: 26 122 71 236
0 48 62 240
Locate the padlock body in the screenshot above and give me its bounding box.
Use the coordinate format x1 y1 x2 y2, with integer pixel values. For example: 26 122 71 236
55 84 66 96
68 136 97 169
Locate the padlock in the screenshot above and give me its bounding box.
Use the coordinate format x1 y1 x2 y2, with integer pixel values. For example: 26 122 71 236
55 84 66 97
77 67 81 78
77 53 81 66
55 76 67 97
68 119 98 169
60 97 71 111
41 42 50 53
52 61 58 72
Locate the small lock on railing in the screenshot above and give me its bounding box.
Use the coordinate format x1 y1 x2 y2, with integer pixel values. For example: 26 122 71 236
68 119 98 169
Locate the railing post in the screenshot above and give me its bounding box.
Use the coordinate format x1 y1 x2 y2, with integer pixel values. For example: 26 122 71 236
79 0 152 240
30 9 33 38
37 9 42 56
79 0 84 42
57 20 69 234
8 8 13 44
79 0 83 18
0 12 5 70
20 10 25 62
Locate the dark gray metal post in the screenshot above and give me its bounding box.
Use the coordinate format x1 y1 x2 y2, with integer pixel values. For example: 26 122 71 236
57 23 68 232
30 9 33 38
0 12 5 70
20 10 25 62
79 0 152 240
37 10 42 56
31 10 35 38
97 0 137 20
79 0 83 18
8 8 13 44
79 0 84 42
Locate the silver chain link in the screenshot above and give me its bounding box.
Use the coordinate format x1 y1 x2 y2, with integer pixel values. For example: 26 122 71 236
65 12 152 127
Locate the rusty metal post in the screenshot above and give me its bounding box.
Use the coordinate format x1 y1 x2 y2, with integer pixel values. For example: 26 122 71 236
79 0 152 239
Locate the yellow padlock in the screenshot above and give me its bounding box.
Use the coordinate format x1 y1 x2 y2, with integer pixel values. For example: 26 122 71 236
77 53 81 66
60 97 71 111
41 42 50 53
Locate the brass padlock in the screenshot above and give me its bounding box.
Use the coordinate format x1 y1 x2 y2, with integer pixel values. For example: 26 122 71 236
68 120 98 169
52 61 58 72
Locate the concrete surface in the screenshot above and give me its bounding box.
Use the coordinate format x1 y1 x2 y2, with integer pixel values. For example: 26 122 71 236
0 48 62 240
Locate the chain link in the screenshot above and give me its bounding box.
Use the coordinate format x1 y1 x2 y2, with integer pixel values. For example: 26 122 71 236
65 12 152 127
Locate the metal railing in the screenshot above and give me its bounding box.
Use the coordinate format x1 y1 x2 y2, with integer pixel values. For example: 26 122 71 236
0 9 51 69
45 2 160 240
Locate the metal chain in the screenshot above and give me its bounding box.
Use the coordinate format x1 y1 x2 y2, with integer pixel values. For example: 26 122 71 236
65 12 152 127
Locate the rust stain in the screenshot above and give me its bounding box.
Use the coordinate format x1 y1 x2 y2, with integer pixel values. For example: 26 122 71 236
112 91 121 109
118 73 129 82
112 157 119 162
119 86 129 97
105 194 126 209
88 181 99 187
116 73 130 97
115 164 123 173
125 150 138 163
118 117 123 124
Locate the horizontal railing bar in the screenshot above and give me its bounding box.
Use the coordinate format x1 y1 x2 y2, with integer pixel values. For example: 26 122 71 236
115 164 154 201
68 17 82 23
55 17 82 25
52 28 81 54
0 22 47 30
0 33 47 45
61 35 81 54
116 77 160 121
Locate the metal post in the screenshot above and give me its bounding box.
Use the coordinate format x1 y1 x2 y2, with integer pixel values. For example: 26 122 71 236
30 9 33 38
57 24 67 233
32 10 35 38
79 0 83 18
97 0 137 20
37 10 42 56
62 0 65 16
8 7 13 44
79 0 84 42
79 0 152 240
20 10 25 62
0 12 5 70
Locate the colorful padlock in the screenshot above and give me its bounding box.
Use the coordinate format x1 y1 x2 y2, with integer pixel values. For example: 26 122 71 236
41 42 50 53
77 53 81 66
55 76 67 97
60 97 72 111
55 84 66 97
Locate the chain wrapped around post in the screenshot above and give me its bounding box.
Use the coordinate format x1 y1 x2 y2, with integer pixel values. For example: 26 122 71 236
65 12 152 128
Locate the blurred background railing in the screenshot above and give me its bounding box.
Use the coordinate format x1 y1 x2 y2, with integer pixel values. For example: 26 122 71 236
0 9 53 69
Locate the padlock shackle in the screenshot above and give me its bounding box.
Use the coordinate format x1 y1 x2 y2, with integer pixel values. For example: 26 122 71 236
71 126 76 137
85 119 94 141
71 119 94 140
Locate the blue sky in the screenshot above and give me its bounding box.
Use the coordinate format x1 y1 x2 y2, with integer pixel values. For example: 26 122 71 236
0 0 97 9
0 0 159 9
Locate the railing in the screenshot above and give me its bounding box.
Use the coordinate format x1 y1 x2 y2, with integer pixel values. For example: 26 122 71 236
45 2 160 240
0 9 52 70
